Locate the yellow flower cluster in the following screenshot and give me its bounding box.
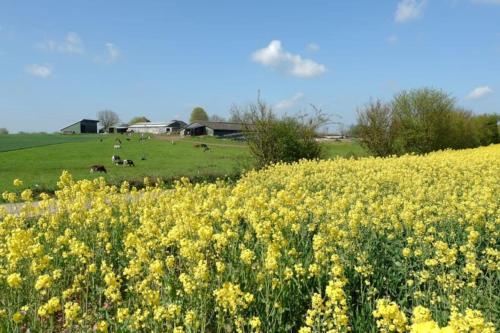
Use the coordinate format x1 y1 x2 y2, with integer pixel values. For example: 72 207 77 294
0 145 499 332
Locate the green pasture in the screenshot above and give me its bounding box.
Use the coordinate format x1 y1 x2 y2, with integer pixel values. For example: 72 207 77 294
0 133 97 152
0 134 365 196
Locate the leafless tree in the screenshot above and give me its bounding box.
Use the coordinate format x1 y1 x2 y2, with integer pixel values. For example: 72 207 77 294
231 94 329 167
97 110 119 132
209 114 227 122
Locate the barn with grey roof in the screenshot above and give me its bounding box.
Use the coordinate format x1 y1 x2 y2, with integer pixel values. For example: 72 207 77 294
181 121 246 137
60 119 99 134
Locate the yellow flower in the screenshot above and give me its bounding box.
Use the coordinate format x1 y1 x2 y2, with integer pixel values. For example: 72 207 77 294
240 248 255 265
20 189 33 201
37 297 61 317
7 273 22 288
12 311 24 324
35 274 52 291
96 320 109 333
13 178 23 187
64 302 81 326
249 316 261 329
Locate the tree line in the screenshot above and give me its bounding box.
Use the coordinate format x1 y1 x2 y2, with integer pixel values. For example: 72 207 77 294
354 88 499 156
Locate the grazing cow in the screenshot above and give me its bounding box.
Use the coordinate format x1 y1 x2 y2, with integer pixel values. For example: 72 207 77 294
114 160 124 165
111 155 121 162
90 165 107 173
123 159 135 167
203 146 210 152
114 144 121 149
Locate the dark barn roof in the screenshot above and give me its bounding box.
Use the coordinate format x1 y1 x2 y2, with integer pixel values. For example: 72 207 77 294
185 121 246 131
60 119 99 131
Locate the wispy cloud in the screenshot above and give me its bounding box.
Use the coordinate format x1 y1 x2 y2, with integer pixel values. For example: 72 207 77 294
395 0 427 23
274 92 304 111
252 40 326 78
387 34 399 44
105 43 120 63
25 64 52 78
94 42 120 64
306 42 320 52
466 86 493 99
38 32 84 54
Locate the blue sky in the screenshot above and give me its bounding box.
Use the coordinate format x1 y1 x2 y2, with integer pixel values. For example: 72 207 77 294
1 0 499 132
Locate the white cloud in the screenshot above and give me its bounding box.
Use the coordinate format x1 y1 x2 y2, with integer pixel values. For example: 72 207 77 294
387 34 399 44
25 64 52 78
466 86 493 99
306 42 320 52
38 32 84 54
395 0 427 23
105 43 120 63
94 42 120 64
252 40 326 78
274 92 304 111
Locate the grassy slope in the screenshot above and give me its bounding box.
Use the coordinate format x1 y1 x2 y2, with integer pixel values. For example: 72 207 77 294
0 133 97 152
0 134 365 194
322 139 367 158
0 134 251 193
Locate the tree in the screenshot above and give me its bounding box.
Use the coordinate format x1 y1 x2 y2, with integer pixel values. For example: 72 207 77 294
209 114 226 122
0 128 8 135
97 110 119 132
391 88 458 153
129 116 151 125
232 97 326 167
356 99 397 156
190 107 209 123
473 113 500 146
356 88 488 157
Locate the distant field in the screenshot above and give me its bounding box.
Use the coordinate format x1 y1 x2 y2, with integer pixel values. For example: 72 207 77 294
0 133 97 152
0 134 365 196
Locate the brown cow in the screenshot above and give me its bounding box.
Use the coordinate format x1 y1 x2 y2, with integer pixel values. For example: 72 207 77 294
90 165 107 173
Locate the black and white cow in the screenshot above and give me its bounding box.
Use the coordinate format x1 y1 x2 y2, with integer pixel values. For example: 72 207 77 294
123 159 135 167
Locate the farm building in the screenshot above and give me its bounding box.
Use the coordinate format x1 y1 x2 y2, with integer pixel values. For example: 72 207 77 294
181 121 246 137
108 123 129 134
60 119 99 134
127 120 187 134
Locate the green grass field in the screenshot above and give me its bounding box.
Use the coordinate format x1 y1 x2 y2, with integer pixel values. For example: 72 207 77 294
0 133 97 152
0 134 365 197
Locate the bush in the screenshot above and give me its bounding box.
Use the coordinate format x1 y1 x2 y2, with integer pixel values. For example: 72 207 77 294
356 100 397 156
231 98 325 167
391 88 460 154
0 128 8 135
357 88 495 156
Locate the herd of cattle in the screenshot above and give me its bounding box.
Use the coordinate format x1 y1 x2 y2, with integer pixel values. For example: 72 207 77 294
89 138 137 174
90 155 134 174
89 137 211 174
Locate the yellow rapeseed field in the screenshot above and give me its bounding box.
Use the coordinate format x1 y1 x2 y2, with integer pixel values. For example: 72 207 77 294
1 145 499 332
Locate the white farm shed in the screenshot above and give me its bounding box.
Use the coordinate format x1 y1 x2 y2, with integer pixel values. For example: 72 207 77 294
127 120 186 134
